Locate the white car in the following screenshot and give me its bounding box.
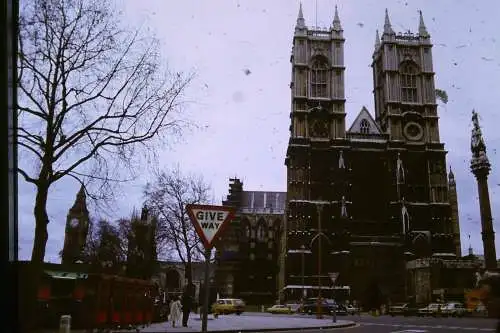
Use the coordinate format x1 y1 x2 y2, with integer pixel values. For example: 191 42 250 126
286 303 301 313
417 303 441 316
345 304 359 315
441 302 467 317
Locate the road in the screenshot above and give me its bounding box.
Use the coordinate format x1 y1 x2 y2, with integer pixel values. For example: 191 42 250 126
344 314 499 332
248 313 499 332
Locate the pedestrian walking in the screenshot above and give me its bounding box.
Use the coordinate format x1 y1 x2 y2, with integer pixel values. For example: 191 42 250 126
181 281 195 327
169 296 182 328
182 289 193 327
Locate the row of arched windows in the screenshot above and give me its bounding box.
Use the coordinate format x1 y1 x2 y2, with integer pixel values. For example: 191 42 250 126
241 219 281 242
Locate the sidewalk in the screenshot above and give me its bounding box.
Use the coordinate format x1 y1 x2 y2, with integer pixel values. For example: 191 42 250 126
138 313 356 332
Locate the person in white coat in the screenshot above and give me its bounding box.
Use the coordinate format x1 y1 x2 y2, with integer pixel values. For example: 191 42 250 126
169 296 182 328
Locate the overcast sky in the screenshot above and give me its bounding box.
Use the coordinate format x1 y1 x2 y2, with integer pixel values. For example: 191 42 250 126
18 0 500 263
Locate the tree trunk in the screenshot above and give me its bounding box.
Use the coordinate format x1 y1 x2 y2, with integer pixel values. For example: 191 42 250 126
185 259 193 285
32 182 50 262
23 182 50 332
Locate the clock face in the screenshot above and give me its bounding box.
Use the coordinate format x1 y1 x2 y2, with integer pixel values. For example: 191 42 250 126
70 218 79 227
403 122 423 141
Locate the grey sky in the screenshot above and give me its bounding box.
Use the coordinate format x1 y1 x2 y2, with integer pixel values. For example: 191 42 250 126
18 0 500 262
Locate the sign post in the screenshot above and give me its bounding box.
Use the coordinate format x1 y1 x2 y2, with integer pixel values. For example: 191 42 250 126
328 273 339 323
186 204 235 333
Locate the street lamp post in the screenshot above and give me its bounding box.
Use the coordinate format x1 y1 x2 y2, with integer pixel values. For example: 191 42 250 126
309 203 326 319
301 244 305 303
317 204 323 319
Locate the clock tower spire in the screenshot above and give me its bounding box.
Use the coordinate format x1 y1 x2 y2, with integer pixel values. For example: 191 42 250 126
61 185 90 265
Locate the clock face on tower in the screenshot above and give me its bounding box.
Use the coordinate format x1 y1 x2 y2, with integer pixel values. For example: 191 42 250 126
70 218 79 228
403 122 423 141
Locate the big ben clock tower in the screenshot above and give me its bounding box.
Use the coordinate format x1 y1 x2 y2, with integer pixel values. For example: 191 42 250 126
61 185 90 265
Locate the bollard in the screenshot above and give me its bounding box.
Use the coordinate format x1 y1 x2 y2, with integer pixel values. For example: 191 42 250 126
332 306 337 323
59 315 71 333
261 305 264 312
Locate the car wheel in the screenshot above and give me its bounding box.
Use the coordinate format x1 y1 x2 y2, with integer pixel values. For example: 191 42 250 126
236 312 241 315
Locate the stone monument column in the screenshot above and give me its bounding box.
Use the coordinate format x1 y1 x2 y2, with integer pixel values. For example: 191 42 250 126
470 110 497 270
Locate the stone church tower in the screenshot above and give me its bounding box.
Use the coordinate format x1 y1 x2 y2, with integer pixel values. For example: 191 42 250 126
280 6 458 303
61 185 90 265
288 3 346 142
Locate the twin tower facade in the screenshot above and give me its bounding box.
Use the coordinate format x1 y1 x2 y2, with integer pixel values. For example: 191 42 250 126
279 5 461 302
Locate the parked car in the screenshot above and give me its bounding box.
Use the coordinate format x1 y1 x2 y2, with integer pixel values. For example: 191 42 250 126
266 305 293 314
441 302 467 317
417 303 442 316
388 303 408 316
402 304 420 316
335 303 348 315
345 304 359 315
286 303 301 313
211 298 245 316
301 298 339 315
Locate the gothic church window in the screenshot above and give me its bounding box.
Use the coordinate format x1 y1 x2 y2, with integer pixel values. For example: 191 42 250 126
400 62 418 103
257 223 266 242
297 40 306 62
244 224 250 239
310 58 329 98
359 119 370 134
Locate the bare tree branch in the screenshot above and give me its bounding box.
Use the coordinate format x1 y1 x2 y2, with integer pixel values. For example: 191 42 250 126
144 167 211 284
18 0 195 264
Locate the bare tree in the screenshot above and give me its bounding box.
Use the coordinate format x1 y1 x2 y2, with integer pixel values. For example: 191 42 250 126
144 167 212 288
82 218 127 274
17 0 193 268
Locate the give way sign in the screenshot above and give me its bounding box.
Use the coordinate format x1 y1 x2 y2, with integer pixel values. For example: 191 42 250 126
186 204 235 249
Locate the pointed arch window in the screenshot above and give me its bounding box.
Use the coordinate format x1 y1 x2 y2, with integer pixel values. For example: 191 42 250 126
400 63 418 103
359 119 370 134
257 223 266 242
310 59 329 98
241 223 251 240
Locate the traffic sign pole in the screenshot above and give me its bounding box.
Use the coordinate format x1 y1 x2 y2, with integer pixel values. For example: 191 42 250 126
328 273 339 323
202 248 211 332
186 204 235 333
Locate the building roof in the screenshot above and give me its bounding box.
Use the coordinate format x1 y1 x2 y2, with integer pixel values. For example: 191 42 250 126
347 106 383 135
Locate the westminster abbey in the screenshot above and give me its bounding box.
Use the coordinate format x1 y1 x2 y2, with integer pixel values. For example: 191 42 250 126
216 6 463 305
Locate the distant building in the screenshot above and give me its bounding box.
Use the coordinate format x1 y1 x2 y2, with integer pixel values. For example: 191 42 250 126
61 186 90 265
126 205 158 279
215 178 285 304
406 257 479 304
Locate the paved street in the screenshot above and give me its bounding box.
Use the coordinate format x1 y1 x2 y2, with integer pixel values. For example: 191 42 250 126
34 313 500 332
349 314 499 332
132 313 500 333
139 313 354 332
272 313 500 333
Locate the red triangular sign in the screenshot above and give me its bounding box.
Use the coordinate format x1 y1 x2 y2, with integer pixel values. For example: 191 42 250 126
186 204 235 249
328 272 339 284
